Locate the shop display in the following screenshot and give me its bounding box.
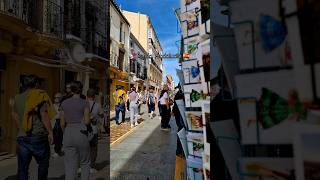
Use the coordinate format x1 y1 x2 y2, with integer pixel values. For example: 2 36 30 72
176 1 210 178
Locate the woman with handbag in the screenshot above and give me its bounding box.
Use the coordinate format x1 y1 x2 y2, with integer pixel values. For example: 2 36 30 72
60 81 91 180
129 87 139 128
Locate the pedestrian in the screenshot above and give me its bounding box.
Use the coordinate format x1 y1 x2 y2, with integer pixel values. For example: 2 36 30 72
159 84 172 130
60 83 73 103
87 88 103 173
128 87 139 128
137 88 142 115
112 86 127 125
60 81 91 180
12 75 56 180
148 88 156 119
172 84 185 155
52 92 64 157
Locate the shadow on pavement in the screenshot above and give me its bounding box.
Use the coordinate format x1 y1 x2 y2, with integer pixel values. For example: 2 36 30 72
111 118 177 180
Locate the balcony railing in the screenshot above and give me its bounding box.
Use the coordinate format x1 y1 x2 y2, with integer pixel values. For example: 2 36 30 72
86 31 107 58
44 0 63 38
0 0 38 27
110 51 119 68
151 58 162 73
0 0 63 38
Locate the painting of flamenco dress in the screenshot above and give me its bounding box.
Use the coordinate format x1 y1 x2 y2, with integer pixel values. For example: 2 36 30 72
247 88 307 129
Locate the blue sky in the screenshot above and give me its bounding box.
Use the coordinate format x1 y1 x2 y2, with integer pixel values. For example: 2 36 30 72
115 0 181 84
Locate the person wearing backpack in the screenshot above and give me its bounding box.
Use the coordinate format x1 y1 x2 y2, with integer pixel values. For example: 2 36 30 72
148 89 156 119
12 75 56 180
86 89 103 174
113 86 127 125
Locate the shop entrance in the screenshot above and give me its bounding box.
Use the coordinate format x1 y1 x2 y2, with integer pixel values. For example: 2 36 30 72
65 70 77 86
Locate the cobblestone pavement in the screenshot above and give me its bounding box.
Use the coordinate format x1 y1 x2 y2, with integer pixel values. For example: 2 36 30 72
110 105 177 180
0 135 109 180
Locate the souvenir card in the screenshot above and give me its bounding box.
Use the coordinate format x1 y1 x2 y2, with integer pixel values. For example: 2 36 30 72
180 0 201 14
182 59 202 84
187 132 204 157
185 111 203 131
186 156 204 180
183 83 209 107
180 9 201 38
184 36 199 60
229 0 293 70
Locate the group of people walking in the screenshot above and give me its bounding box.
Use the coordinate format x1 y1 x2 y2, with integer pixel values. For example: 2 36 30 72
112 84 174 131
12 74 106 180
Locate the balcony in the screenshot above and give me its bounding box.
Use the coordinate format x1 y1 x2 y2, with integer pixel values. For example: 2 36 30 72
110 51 119 69
151 58 162 73
0 0 63 38
85 31 107 58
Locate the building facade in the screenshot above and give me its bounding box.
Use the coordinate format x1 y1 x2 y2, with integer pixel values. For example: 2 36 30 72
0 0 108 154
0 0 64 154
109 0 130 109
63 0 108 105
129 33 148 92
122 11 163 92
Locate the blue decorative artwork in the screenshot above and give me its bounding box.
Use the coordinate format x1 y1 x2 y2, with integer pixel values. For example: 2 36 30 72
191 66 200 78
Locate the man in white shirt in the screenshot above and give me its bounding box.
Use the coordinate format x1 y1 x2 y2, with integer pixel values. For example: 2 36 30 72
159 85 171 130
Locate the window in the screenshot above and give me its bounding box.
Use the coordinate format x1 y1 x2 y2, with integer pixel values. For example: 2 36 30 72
119 22 123 42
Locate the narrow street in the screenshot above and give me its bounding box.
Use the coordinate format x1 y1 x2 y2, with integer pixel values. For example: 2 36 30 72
0 136 109 180
110 105 177 179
